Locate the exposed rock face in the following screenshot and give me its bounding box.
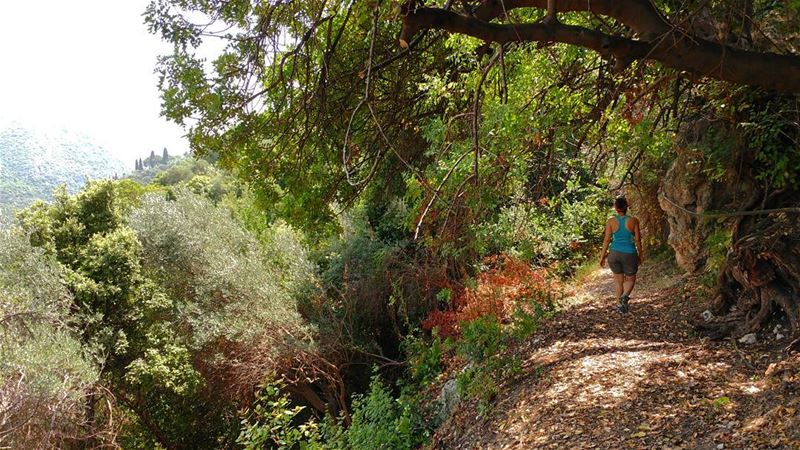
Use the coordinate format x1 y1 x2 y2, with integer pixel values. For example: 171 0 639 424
658 150 715 272
658 123 757 273
437 378 459 422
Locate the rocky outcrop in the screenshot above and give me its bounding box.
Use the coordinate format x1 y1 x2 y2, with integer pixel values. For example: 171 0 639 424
658 149 715 272
437 378 460 422
658 122 757 273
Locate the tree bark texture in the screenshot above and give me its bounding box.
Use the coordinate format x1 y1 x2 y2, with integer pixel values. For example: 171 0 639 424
399 0 800 92
699 206 800 340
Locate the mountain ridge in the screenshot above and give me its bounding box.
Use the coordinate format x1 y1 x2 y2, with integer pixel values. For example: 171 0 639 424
0 124 126 221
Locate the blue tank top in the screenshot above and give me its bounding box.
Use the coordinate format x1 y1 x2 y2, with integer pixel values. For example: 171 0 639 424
610 215 637 254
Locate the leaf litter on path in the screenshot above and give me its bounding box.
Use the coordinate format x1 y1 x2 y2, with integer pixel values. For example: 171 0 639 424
430 261 800 449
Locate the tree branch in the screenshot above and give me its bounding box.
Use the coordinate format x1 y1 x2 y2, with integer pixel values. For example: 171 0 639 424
470 0 670 37
400 5 800 92
400 7 649 68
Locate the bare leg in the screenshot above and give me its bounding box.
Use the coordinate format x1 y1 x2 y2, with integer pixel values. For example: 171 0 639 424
623 275 637 297
613 274 624 298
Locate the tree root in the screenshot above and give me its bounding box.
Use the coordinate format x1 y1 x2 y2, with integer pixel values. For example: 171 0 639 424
695 202 800 340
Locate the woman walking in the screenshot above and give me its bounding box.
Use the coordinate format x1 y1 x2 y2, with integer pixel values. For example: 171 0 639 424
600 197 644 313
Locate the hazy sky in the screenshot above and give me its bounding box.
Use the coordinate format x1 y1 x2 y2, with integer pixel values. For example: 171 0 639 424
0 0 189 167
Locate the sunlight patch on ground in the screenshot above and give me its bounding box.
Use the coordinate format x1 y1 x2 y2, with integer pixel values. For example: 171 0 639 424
734 382 763 395
563 267 614 308
435 258 791 450
537 338 685 409
565 260 683 307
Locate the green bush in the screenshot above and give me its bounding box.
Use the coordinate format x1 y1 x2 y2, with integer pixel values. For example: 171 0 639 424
236 374 430 450
237 380 324 450
475 181 607 272
16 181 242 447
0 231 99 448
16 181 145 367
124 191 321 445
345 375 421 450
129 191 314 350
13 182 323 447
403 333 450 385
457 316 506 363
155 163 194 186
453 304 553 418
701 226 732 289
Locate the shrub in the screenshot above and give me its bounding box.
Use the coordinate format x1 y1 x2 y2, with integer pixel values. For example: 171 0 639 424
457 316 506 363
155 163 193 186
11 180 327 446
129 191 313 349
403 333 450 385
237 373 432 450
0 231 100 448
455 317 506 418
345 375 421 450
702 227 731 289
475 181 607 272
128 191 317 396
449 290 556 418
237 380 323 450
454 314 532 418
16 182 245 446
422 254 559 338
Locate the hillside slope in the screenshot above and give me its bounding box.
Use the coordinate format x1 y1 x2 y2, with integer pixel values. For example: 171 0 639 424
0 125 125 220
433 262 800 449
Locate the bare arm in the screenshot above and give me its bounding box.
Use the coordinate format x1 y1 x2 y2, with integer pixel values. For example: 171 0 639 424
634 218 644 263
600 220 612 267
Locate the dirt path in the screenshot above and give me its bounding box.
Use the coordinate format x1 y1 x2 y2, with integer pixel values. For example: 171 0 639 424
433 261 800 449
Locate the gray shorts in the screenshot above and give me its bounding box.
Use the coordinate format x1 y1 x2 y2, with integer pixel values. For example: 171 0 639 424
608 250 639 275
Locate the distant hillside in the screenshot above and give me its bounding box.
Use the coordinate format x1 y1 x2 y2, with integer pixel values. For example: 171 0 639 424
0 125 126 221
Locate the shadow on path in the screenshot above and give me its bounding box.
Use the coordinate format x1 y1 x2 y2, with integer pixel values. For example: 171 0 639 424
432 262 798 449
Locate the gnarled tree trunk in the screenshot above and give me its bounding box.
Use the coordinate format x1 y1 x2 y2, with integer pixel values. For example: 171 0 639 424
659 119 800 341
702 204 800 340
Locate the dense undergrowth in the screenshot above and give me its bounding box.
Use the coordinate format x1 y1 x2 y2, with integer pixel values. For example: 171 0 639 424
1 149 596 448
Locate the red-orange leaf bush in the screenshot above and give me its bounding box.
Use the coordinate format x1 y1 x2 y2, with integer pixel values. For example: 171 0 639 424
422 254 559 338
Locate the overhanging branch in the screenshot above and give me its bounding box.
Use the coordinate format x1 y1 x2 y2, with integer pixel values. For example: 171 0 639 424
400 5 800 92
470 0 671 37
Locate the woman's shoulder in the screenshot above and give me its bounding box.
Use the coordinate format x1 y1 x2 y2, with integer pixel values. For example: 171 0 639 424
625 215 641 228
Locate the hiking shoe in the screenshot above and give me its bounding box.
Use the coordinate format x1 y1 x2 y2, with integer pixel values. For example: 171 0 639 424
617 295 630 314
